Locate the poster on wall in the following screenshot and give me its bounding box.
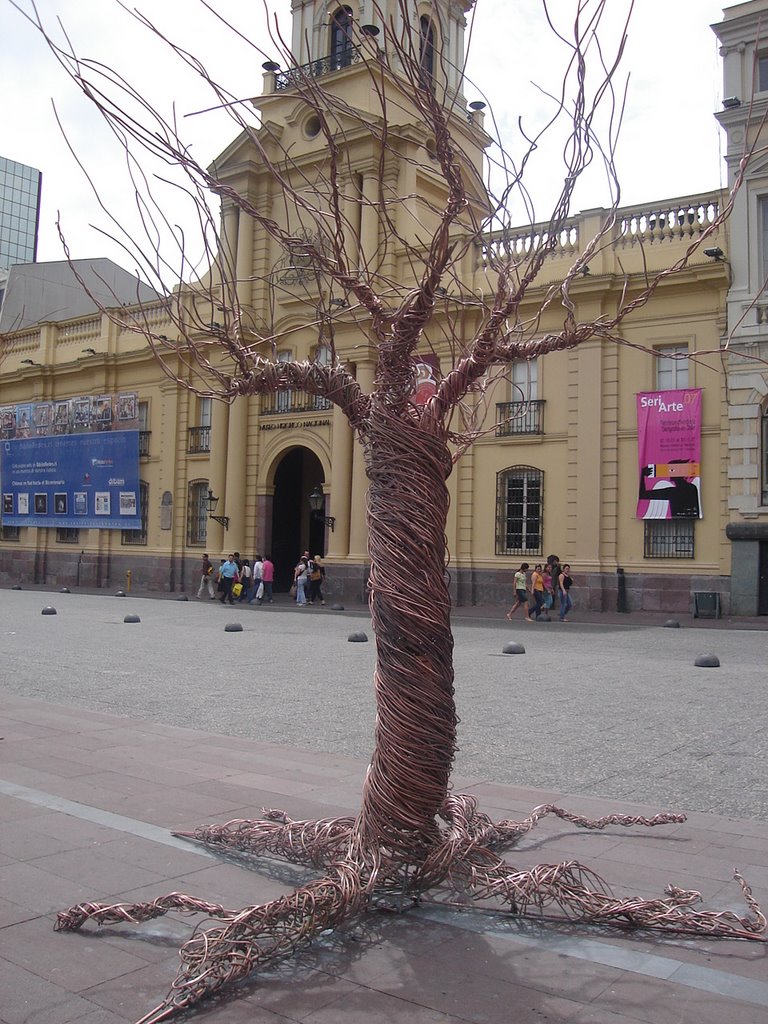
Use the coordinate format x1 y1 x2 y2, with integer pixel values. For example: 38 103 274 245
1 430 141 530
636 388 702 520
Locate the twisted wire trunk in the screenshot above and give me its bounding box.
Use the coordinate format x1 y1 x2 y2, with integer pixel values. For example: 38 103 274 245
354 404 457 875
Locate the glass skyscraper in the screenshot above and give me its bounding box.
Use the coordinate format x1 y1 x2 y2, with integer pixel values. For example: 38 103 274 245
0 156 42 272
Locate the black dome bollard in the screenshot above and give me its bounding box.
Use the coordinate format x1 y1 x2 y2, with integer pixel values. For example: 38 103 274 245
663 619 681 628
348 632 368 643
60 587 71 594
11 585 22 591
224 622 243 632
176 594 189 601
124 614 141 623
114 590 126 597
502 641 525 654
41 606 57 615
330 603 345 611
695 654 720 668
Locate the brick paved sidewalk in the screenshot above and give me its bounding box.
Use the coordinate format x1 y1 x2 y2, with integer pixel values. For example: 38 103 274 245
0 695 766 1024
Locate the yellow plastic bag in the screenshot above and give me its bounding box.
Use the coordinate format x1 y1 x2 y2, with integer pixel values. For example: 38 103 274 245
232 582 243 598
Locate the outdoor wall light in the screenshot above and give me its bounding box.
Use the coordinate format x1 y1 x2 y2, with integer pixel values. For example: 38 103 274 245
262 61 281 72
20 359 38 366
329 298 349 308
361 24 380 37
722 96 741 109
309 485 335 531
81 347 97 355
704 247 725 261
468 100 486 111
205 488 230 531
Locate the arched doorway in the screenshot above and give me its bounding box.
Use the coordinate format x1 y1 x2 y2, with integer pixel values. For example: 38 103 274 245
270 446 325 591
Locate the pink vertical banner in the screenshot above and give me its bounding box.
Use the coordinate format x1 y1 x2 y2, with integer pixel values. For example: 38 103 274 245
636 389 702 519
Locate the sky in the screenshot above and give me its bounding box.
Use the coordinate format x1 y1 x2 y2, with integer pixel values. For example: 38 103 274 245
0 0 729 277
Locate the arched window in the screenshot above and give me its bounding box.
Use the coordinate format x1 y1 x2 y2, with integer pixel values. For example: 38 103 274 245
419 15 435 90
330 7 354 70
187 480 209 546
496 466 543 556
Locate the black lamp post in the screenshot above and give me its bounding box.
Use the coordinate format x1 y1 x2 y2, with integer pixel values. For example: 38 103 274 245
308 486 335 531
206 488 230 531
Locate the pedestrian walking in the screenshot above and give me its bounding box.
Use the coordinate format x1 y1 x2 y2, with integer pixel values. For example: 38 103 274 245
260 556 274 602
218 554 239 605
196 553 216 600
506 562 533 622
248 555 264 603
529 563 546 620
309 554 326 605
558 563 574 621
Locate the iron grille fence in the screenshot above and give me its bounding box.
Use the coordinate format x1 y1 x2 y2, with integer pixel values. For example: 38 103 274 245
260 393 332 415
496 400 545 436
138 431 151 457
643 520 695 558
496 467 543 555
187 426 211 453
275 47 362 90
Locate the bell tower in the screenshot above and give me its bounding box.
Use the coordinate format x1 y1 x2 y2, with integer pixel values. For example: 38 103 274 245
288 0 477 105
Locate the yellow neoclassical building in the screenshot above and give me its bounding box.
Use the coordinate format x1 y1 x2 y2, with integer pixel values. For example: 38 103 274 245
0 0 746 613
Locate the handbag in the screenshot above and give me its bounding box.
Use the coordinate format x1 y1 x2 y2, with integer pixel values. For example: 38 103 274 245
256 581 264 600
289 583 297 597
232 582 243 598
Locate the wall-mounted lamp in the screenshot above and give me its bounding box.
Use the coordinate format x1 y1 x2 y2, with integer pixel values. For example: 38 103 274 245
329 298 349 308
361 24 380 37
262 61 281 72
722 96 741 109
468 101 486 112
81 347 97 355
205 488 230 531
308 485 335 531
580 265 591 277
435 286 448 296
704 247 725 261
20 359 38 366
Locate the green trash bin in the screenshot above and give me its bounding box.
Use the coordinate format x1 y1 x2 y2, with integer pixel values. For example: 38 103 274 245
693 592 721 619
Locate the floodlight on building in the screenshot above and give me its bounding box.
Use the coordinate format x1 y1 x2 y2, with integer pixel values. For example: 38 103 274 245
361 24 380 37
722 96 741 109
704 247 725 261
81 347 97 355
468 101 486 111
262 61 280 72
20 359 38 366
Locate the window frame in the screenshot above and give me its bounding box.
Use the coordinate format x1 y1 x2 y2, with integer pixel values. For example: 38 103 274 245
122 480 149 545
655 345 689 391
187 479 209 546
643 520 695 559
496 466 543 557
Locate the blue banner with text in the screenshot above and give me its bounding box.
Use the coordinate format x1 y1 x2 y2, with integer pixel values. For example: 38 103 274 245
1 431 141 530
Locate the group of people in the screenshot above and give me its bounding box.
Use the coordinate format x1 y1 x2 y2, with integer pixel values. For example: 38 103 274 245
197 552 275 605
292 551 326 606
506 555 574 623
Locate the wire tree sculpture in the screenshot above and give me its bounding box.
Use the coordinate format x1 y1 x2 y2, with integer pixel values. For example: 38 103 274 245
16 0 766 1021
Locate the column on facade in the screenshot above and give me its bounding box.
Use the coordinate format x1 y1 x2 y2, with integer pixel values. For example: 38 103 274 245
223 396 249 551
359 174 380 271
235 207 254 312
207 397 230 553
220 201 240 287
326 400 354 558
348 360 375 559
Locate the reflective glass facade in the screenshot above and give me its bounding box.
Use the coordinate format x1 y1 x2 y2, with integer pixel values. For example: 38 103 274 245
0 156 42 271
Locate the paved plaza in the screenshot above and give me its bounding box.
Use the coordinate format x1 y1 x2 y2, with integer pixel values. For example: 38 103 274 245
0 589 766 1023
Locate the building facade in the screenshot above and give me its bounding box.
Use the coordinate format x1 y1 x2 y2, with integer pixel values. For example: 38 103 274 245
0 1 753 613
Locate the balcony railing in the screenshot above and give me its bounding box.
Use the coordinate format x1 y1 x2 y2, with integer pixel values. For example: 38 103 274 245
496 400 545 436
187 425 211 453
261 393 332 416
275 47 362 90
138 431 151 457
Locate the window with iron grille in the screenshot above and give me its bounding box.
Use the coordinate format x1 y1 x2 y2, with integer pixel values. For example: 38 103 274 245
56 528 80 544
187 480 208 546
496 466 543 555
1 526 20 541
643 520 695 559
122 481 148 545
